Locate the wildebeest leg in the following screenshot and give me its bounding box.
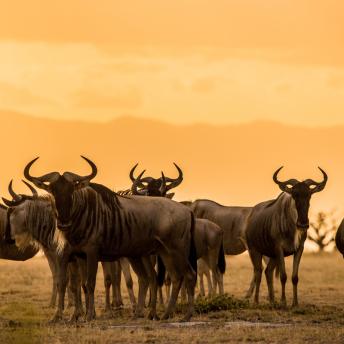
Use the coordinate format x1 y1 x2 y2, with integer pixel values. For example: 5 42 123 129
158 286 164 306
112 261 123 308
249 248 263 304
199 273 205 297
44 249 58 308
245 272 256 299
142 256 159 320
85 252 98 321
292 245 304 307
159 254 184 320
129 258 149 318
162 278 183 320
182 264 197 322
50 254 69 322
180 282 187 302
120 258 137 308
66 266 75 308
209 251 221 296
68 260 83 322
77 258 87 314
204 266 213 297
276 248 287 307
264 258 277 304
165 273 171 303
101 262 112 313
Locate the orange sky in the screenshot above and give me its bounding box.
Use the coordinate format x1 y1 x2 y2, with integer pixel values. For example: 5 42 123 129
1 1 344 125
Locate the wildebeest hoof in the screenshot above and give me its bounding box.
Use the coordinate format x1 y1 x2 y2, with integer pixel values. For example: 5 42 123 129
279 301 287 309
48 313 63 324
132 312 145 320
68 312 80 324
85 310 96 322
180 313 192 322
147 311 160 321
161 312 173 320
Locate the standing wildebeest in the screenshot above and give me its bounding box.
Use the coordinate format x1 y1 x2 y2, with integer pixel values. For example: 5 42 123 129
335 219 344 257
0 204 38 261
184 199 253 295
1 181 69 308
4 181 137 316
246 167 327 306
2 181 87 321
132 169 226 297
24 156 197 322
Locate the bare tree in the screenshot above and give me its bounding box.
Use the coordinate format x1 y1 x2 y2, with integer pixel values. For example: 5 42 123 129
308 211 337 252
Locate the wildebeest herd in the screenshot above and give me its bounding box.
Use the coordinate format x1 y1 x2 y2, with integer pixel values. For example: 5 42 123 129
2 156 343 324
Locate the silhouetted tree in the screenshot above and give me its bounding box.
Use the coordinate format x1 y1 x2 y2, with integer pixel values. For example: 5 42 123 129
308 211 337 252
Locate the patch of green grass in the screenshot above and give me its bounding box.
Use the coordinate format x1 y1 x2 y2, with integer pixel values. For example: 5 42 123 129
177 294 249 314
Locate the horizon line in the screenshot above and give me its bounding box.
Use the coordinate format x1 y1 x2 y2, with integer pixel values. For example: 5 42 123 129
2 109 344 130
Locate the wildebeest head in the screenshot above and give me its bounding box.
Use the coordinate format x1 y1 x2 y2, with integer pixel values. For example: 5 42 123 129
273 166 328 230
130 163 183 198
2 180 38 245
24 156 97 230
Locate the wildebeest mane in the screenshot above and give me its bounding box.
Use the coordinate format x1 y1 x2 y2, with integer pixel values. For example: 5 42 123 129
264 192 285 209
89 182 122 209
21 195 57 250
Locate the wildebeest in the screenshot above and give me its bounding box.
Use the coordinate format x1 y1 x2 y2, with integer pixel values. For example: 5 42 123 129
183 199 254 296
130 162 183 199
3 180 137 320
2 180 87 322
335 219 344 257
246 167 327 306
24 156 197 322
1 181 68 308
0 201 38 261
132 169 226 298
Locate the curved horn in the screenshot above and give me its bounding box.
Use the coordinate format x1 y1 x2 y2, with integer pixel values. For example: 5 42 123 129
24 157 58 191
273 166 298 194
63 156 98 183
159 172 167 196
304 167 328 194
129 163 147 188
164 163 183 191
130 163 139 182
22 180 38 197
80 156 97 181
8 180 21 201
131 170 148 196
2 197 23 207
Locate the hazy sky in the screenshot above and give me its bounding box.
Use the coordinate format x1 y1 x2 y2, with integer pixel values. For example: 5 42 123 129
1 1 344 125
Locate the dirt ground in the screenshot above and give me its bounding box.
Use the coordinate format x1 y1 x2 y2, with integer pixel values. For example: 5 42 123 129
1 252 344 344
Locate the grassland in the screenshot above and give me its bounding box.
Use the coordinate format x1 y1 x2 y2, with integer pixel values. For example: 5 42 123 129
1 252 344 343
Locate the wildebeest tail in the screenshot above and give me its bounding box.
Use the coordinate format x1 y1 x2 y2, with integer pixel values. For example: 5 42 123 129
157 255 166 287
188 213 197 274
217 242 226 274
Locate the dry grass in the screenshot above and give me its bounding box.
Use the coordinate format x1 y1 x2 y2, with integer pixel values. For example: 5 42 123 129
1 252 344 343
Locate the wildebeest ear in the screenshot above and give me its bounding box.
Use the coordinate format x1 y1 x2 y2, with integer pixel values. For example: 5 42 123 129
166 193 175 199
2 198 14 207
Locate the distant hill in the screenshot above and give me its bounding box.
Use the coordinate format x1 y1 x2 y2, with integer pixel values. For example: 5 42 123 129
0 111 343 217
